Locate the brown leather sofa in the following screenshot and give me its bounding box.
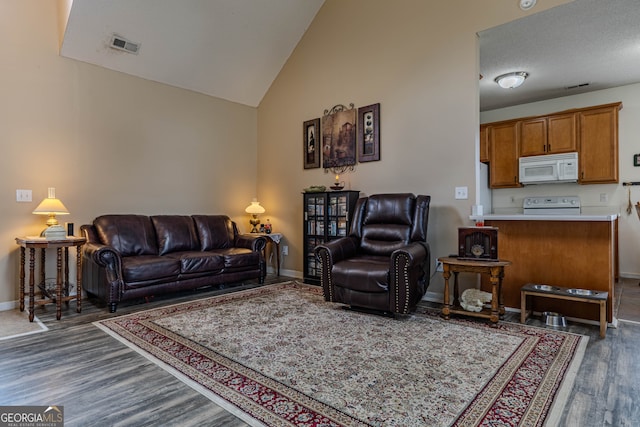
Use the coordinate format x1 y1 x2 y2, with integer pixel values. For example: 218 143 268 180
315 193 431 315
81 214 266 312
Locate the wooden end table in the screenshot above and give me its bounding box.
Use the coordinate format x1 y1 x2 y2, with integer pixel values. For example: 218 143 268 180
257 232 283 276
438 257 511 325
16 236 86 321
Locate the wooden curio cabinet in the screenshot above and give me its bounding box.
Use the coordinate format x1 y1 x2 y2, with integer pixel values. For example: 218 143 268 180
303 190 359 285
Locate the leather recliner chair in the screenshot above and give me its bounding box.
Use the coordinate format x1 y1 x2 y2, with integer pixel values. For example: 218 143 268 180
315 193 431 315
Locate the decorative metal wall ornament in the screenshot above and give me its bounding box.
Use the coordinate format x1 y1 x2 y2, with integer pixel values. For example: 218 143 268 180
322 103 356 174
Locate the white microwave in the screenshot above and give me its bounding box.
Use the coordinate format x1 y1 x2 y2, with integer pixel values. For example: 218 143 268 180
518 152 578 184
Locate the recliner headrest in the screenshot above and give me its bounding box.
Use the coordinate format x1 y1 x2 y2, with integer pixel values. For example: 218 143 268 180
362 193 415 226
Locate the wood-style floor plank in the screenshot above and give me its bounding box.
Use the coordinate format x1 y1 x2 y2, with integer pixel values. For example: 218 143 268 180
1 275 640 426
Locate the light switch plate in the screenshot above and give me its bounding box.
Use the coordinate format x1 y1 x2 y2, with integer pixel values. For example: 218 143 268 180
16 189 32 202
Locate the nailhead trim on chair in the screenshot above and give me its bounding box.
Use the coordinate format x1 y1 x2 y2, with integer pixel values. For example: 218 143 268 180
318 249 334 301
394 253 410 314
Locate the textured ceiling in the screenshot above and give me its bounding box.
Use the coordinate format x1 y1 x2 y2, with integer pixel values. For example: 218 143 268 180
480 0 640 111
60 0 325 107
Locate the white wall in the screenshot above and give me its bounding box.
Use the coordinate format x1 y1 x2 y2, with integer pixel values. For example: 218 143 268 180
481 83 640 278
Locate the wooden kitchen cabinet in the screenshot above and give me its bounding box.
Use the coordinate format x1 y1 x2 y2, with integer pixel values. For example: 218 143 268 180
488 121 521 188
479 124 490 163
482 102 620 187
579 103 621 184
520 113 577 157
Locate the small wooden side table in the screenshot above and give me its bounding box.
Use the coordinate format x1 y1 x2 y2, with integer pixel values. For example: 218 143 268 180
438 257 511 325
16 236 86 321
257 232 283 276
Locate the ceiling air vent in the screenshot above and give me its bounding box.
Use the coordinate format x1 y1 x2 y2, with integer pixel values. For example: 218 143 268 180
566 82 590 90
109 34 140 54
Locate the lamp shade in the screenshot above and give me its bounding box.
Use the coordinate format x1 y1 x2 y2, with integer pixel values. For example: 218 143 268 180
495 71 529 89
245 199 265 214
32 188 69 228
32 197 69 216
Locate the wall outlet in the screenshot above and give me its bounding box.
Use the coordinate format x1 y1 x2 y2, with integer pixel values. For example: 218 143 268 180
282 245 288 256
454 186 468 200
435 260 443 272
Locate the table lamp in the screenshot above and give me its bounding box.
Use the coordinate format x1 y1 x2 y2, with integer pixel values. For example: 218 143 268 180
245 198 265 233
32 187 69 239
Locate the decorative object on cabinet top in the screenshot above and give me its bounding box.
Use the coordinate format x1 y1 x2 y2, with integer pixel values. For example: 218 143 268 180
302 185 326 193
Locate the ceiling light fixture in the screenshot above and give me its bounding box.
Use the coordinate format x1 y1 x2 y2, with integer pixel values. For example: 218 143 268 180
494 71 529 89
519 0 537 11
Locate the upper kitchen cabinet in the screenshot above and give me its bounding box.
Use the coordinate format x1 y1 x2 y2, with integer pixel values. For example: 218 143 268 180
519 113 577 157
579 102 622 184
488 121 521 188
482 102 621 188
479 124 490 163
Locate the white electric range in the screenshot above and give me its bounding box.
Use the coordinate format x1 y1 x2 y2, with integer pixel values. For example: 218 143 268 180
523 196 581 215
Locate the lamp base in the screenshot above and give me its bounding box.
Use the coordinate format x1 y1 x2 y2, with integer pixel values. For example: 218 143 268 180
249 215 260 233
42 225 67 240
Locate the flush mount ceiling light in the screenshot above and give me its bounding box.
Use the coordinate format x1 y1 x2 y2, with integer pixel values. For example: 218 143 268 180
519 0 537 11
494 71 529 89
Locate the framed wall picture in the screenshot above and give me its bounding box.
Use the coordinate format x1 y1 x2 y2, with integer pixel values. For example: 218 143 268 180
322 104 357 170
357 103 380 162
303 118 321 169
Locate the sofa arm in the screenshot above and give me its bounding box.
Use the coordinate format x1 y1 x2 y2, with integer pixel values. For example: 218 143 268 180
235 233 267 252
83 243 124 281
390 242 430 314
315 237 359 266
314 237 359 302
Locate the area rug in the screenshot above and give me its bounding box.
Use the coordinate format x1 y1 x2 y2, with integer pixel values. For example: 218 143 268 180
95 282 588 427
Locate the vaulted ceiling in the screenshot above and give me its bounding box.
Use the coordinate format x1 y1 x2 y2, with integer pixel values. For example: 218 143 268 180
60 1 640 111
60 0 325 107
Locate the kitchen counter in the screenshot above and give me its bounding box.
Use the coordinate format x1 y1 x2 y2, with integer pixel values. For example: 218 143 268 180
470 213 618 222
476 215 618 323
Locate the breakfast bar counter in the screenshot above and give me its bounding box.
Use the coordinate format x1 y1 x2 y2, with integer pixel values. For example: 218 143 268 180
470 214 618 324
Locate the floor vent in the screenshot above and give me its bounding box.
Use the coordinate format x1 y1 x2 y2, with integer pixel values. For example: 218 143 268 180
109 35 140 54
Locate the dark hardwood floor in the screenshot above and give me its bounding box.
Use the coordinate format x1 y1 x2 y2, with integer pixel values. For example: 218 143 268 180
1 275 639 426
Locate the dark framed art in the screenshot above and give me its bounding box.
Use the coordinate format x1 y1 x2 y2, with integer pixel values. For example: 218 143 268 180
303 118 321 169
357 103 380 162
322 104 356 170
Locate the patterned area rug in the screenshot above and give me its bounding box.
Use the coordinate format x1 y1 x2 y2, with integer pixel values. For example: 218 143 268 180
95 282 587 427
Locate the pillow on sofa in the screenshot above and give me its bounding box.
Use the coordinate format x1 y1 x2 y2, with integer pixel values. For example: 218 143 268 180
151 215 200 256
192 215 235 251
94 215 159 256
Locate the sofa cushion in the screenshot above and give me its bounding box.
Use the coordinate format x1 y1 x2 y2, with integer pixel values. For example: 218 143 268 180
121 255 181 284
215 248 261 269
332 255 389 293
165 251 225 274
151 215 200 256
192 215 235 251
94 215 158 256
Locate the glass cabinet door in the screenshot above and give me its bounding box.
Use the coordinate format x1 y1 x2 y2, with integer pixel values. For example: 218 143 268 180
303 191 359 285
